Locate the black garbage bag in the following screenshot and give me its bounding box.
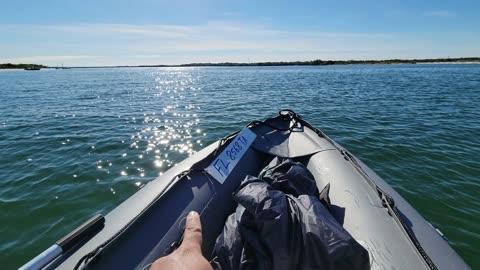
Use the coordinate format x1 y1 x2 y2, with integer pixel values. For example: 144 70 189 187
210 158 369 270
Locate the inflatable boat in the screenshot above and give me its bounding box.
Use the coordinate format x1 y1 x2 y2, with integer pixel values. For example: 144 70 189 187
21 110 470 270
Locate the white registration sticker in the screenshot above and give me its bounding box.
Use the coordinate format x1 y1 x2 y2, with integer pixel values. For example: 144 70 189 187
205 128 257 184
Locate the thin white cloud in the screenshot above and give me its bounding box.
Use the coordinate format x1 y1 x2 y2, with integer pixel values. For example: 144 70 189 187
424 10 457 18
49 24 194 38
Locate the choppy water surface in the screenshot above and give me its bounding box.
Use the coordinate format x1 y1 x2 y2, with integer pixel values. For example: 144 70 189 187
1 65 479 269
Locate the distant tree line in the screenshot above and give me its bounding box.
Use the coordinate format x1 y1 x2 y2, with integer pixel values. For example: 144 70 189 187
0 63 48 69
140 57 480 67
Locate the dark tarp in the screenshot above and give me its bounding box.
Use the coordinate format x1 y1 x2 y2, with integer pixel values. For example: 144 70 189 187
210 158 369 270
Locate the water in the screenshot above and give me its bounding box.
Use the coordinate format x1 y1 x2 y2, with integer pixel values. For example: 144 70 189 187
1 65 479 269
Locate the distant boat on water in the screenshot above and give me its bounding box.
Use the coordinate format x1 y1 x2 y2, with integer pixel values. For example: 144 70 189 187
24 66 41 71
55 64 70 69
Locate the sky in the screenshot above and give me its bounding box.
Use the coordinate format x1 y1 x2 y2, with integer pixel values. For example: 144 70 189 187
1 0 479 66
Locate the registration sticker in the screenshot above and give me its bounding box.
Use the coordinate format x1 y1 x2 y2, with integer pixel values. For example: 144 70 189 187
205 128 257 184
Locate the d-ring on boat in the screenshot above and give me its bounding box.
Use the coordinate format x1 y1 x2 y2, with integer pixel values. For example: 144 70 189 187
21 110 470 270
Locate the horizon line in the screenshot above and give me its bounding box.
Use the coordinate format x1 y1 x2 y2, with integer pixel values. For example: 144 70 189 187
2 57 480 68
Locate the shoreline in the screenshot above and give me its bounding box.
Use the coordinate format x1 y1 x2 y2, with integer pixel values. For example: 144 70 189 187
72 61 480 69
1 58 479 69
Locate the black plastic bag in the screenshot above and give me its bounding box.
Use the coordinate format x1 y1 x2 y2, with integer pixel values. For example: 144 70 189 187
211 158 369 270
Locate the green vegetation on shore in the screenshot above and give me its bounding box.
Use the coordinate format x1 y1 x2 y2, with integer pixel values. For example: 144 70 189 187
2 57 479 69
0 63 48 69
143 57 480 67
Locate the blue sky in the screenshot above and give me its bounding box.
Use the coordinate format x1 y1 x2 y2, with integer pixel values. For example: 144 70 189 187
1 0 479 66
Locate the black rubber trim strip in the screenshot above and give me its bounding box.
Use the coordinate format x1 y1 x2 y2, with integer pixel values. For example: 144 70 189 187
379 190 438 270
57 214 105 251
